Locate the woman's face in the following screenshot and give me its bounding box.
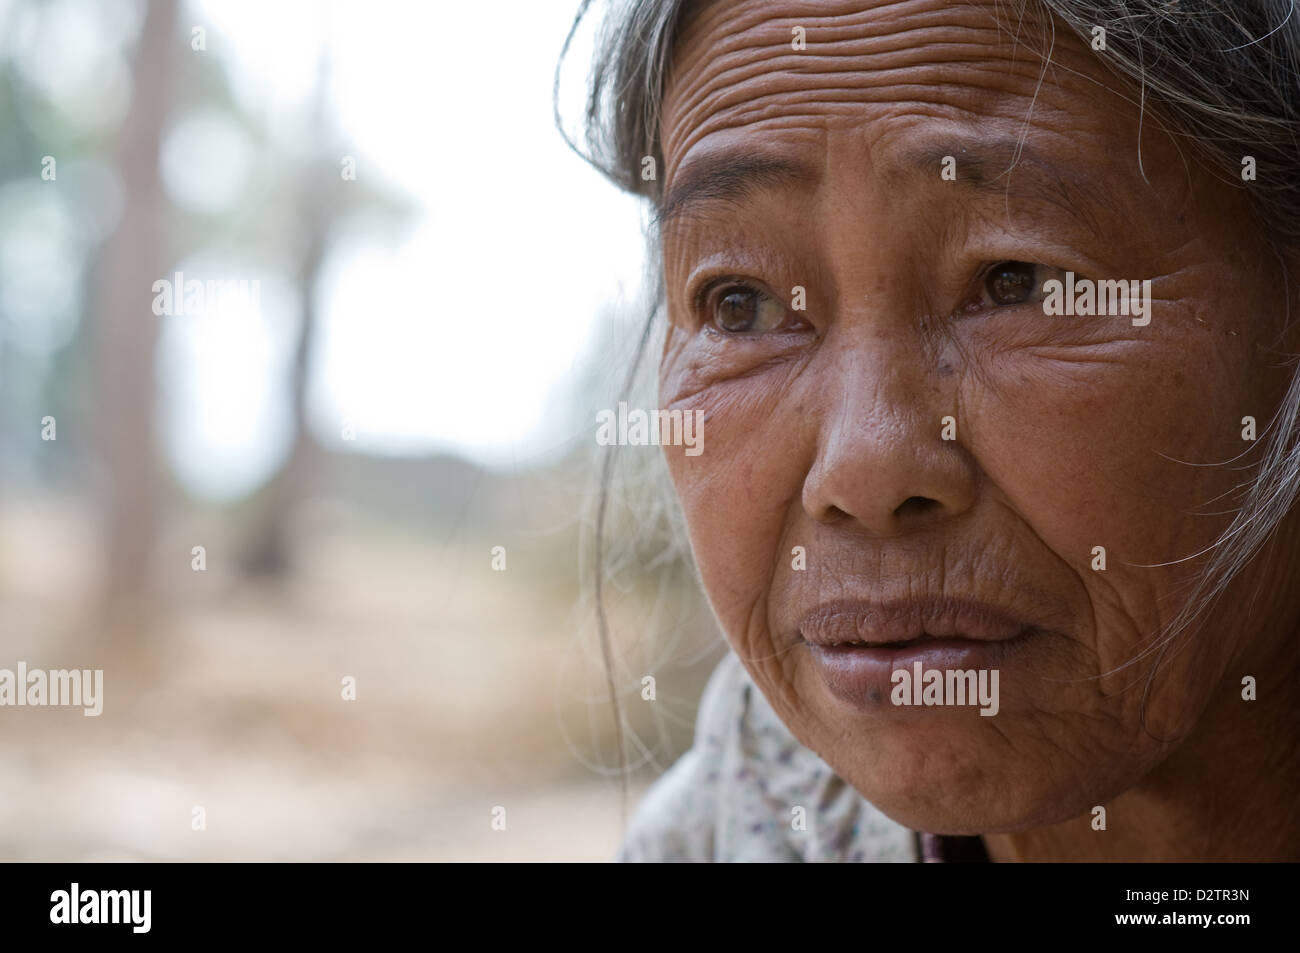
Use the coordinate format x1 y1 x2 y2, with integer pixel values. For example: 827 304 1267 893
656 0 1300 834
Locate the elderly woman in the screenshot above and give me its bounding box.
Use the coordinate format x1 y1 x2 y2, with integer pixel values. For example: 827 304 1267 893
569 0 1300 861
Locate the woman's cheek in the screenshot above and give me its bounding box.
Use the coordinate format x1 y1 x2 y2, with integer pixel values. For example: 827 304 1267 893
958 331 1244 670
660 339 813 651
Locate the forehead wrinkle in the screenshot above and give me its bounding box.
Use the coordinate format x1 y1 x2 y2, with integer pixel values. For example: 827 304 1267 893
665 51 1049 175
661 1 1107 183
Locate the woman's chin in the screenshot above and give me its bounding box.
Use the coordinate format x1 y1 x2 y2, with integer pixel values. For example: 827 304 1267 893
810 715 1140 836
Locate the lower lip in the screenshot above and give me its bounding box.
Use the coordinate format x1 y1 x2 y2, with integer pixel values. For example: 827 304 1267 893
805 632 1034 712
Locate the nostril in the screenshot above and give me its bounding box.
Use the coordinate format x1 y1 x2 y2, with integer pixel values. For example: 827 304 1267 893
823 504 853 523
894 495 940 519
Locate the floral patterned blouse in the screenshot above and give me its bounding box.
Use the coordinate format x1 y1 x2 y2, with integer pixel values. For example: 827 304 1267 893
616 651 989 863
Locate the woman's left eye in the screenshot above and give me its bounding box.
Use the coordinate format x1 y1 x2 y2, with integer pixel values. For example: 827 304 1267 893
710 286 788 334
977 261 1066 308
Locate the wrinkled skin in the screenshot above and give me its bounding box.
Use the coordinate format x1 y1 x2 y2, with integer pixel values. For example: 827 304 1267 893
656 0 1300 860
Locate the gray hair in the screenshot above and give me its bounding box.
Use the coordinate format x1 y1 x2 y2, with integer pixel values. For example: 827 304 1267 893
561 0 1300 761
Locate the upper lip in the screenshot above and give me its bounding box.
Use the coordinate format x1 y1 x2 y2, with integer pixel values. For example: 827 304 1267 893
799 597 1033 648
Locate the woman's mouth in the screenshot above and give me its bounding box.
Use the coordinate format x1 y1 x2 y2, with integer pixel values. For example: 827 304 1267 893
798 597 1042 713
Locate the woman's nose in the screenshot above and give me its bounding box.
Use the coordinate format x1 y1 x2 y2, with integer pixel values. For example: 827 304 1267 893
800 341 978 537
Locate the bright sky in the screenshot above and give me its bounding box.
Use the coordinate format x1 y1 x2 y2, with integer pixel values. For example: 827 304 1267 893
157 0 650 498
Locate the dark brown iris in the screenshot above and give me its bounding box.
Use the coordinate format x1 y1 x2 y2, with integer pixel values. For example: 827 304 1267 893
986 262 1037 305
717 289 761 331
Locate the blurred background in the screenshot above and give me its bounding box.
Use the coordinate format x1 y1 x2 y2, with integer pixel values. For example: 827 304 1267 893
0 0 723 860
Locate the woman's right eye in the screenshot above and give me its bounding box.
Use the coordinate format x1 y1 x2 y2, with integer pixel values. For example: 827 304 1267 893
979 261 1065 308
709 286 788 334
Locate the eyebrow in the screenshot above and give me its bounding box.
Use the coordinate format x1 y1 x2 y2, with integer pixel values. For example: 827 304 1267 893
656 153 818 229
657 138 1104 231
896 138 1100 210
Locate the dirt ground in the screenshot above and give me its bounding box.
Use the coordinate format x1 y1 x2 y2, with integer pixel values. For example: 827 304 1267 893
0 494 715 861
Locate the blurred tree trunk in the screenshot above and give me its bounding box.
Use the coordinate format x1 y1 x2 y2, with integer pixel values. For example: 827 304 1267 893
92 0 176 629
238 189 327 578
239 57 334 579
